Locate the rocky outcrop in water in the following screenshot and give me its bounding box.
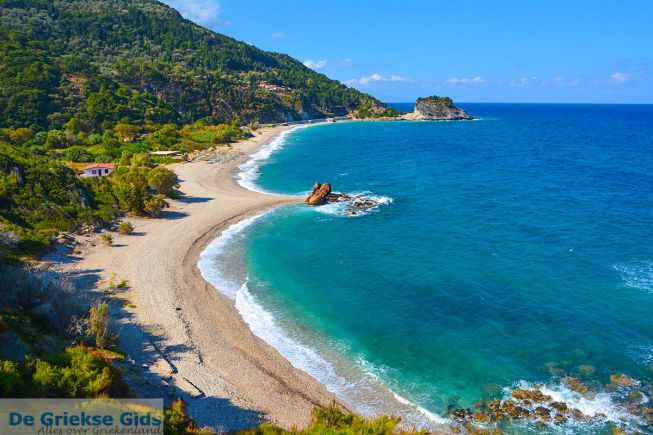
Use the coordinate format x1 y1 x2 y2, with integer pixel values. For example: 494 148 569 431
402 95 474 120
306 182 379 215
306 182 332 205
447 374 653 432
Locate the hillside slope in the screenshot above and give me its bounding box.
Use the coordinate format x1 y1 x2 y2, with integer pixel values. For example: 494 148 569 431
0 0 390 131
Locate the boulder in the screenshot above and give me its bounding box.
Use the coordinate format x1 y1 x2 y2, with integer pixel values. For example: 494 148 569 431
512 388 552 402
306 182 331 206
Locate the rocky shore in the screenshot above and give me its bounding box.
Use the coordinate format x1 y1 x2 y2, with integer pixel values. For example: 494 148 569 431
447 374 652 433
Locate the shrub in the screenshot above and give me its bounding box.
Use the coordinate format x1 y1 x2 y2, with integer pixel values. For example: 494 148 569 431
0 360 30 397
240 403 413 435
164 399 210 435
100 233 113 246
117 221 134 235
1 346 128 399
64 146 94 163
144 195 166 217
85 303 114 349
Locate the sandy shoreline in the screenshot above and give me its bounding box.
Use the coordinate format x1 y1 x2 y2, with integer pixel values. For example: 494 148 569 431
56 124 345 431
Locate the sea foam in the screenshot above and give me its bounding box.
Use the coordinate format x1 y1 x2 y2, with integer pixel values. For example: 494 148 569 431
502 380 644 432
613 261 653 294
197 213 448 431
313 193 394 217
237 124 313 193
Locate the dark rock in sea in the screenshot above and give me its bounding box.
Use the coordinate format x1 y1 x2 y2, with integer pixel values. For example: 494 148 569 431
448 407 473 420
403 95 474 120
306 182 381 212
306 182 331 205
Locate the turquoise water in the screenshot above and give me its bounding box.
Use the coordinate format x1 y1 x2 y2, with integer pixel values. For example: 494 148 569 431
202 104 653 431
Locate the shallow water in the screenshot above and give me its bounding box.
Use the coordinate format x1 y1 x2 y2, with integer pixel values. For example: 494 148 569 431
202 104 653 432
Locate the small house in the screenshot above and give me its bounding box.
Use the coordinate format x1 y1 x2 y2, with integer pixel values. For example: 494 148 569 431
82 163 116 178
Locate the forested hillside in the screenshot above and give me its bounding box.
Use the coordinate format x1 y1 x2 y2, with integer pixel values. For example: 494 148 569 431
0 0 391 131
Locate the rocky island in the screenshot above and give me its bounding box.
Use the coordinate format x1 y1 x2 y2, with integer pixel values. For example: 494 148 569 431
402 95 475 120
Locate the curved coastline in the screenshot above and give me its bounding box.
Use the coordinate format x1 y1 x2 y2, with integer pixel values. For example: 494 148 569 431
55 120 642 433
203 123 451 431
58 124 346 432
215 121 650 434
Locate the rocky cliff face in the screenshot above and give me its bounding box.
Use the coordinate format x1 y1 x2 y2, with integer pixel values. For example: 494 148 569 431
402 96 474 120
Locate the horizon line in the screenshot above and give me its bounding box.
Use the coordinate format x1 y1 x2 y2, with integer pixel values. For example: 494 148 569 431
385 101 653 105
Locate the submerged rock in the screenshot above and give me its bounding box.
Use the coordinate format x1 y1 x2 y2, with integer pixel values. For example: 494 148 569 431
402 95 475 121
609 374 639 388
561 376 593 397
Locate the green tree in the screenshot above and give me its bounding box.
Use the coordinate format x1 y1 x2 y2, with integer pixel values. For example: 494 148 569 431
147 166 179 196
64 117 90 134
143 194 166 217
114 123 140 142
130 153 153 168
44 130 67 149
118 150 133 166
112 166 151 214
64 146 94 163
5 128 33 145
85 303 113 349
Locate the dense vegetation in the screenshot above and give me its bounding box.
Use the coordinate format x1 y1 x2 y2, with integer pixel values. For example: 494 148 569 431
241 404 423 435
415 96 454 107
0 0 391 131
0 140 182 260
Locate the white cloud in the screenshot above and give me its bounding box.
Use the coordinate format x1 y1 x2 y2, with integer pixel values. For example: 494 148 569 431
509 76 580 87
271 32 286 39
303 59 328 70
447 76 486 84
161 0 229 27
345 73 412 85
510 76 535 87
610 72 631 84
546 76 581 86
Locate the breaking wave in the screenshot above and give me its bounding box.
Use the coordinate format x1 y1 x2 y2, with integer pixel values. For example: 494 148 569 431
237 125 314 193
313 193 394 217
198 213 448 431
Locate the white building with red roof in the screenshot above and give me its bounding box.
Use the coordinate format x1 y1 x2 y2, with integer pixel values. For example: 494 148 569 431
82 163 116 178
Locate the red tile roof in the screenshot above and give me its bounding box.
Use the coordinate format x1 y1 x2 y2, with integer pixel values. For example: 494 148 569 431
83 163 116 170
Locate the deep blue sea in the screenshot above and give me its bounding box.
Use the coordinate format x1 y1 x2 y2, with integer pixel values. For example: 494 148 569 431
200 104 653 433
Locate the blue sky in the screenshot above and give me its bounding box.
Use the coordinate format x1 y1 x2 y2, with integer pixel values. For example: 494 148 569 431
161 0 652 103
